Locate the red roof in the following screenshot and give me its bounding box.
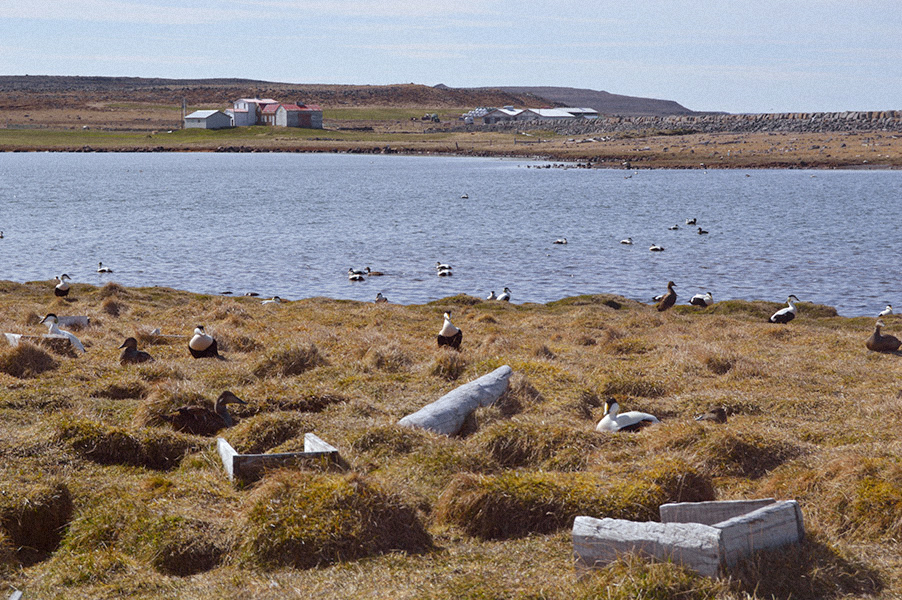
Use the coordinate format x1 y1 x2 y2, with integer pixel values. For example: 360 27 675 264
261 104 280 114
279 104 322 112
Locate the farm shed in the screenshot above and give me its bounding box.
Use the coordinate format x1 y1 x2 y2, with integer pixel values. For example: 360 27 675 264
183 110 233 130
276 103 323 129
228 98 279 126
482 106 524 124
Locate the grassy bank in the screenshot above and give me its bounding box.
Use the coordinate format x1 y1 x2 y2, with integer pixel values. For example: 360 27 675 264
0 280 900 598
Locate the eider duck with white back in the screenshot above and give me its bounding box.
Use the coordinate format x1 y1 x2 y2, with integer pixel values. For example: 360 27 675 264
39 313 85 353
486 290 496 300
769 295 800 324
595 399 660 432
649 244 664 252
866 320 901 353
689 291 713 307
878 304 893 317
620 237 633 245
497 287 512 302
437 311 462 350
189 325 223 359
97 262 113 273
54 274 71 297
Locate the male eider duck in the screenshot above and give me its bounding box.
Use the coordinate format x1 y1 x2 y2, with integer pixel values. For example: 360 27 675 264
553 238 568 245
54 274 72 297
769 295 800 324
595 399 660 433
40 313 86 353
689 291 713 307
668 224 679 230
118 337 153 365
694 406 727 424
697 227 709 235
188 325 223 359
686 218 697 225
435 262 452 271
656 281 677 311
375 292 388 303
486 290 497 301
365 267 385 276
497 287 512 302
866 320 901 353
348 270 365 281
649 244 665 252
261 296 281 305
97 262 113 273
437 311 462 350
461 194 469 199
878 304 893 317
620 237 633 245
161 391 247 436
437 267 453 277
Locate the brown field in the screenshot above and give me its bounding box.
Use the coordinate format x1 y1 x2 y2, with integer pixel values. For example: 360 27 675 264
0 280 901 599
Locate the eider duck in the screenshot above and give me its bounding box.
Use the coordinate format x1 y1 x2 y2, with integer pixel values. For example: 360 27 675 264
261 296 281 304
437 267 453 277
435 262 452 271
375 292 388 303
656 281 677 311
697 227 709 235
497 287 512 302
118 337 153 365
348 271 365 281
769 295 799 324
161 391 247 436
595 399 660 433
866 320 901 353
689 291 713 307
620 237 633 245
188 325 223 359
486 290 497 301
54 274 71 297
694 406 727 423
365 267 385 276
668 224 679 230
97 262 113 273
39 313 86 353
878 304 893 317
461 194 469 199
244 292 260 297
437 311 462 350
553 238 568 245
686 218 697 225
649 244 665 252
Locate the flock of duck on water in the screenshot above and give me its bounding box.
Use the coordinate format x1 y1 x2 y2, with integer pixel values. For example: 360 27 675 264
41 246 900 436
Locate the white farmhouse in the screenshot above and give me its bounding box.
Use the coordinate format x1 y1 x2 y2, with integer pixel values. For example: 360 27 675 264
184 110 233 130
227 98 279 127
482 106 525 124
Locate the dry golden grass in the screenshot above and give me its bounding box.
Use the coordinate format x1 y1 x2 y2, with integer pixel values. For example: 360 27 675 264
0 279 901 599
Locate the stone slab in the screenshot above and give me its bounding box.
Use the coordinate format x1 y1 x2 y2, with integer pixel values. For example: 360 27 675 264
660 498 776 526
713 500 805 566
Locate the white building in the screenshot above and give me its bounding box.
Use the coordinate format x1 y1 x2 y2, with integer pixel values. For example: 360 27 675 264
275 103 323 129
482 106 525 124
227 98 279 127
184 110 233 130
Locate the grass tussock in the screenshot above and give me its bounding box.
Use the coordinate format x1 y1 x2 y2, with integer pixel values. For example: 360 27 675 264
100 297 123 316
253 343 326 377
602 370 670 398
348 424 432 458
133 514 227 576
90 381 147 400
97 281 127 299
430 351 468 380
364 342 413 372
576 554 726 600
224 412 312 454
435 459 713 539
0 341 59 378
468 421 601 471
237 471 432 569
53 417 200 470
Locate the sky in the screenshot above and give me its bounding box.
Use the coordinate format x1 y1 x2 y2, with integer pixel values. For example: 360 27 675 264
1 0 900 114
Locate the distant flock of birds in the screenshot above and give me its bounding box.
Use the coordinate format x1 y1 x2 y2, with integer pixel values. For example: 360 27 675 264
618 217 709 253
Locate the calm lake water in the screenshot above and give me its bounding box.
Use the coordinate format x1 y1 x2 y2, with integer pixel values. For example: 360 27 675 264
0 152 899 316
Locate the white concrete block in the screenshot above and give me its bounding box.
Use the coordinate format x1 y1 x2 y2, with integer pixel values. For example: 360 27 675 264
398 365 512 435
713 500 804 566
660 498 776 525
573 516 724 578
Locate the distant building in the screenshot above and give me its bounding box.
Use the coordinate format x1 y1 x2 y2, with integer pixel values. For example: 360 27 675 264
276 103 323 129
184 110 233 130
470 105 599 125
482 106 525 124
226 98 323 129
228 98 279 127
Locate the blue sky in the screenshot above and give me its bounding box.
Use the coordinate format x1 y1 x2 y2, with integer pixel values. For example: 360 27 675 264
1 0 899 113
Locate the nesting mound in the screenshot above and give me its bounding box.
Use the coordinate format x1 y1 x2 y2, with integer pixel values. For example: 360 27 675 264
224 412 312 454
435 459 714 539
54 418 200 470
430 351 468 380
90 381 147 400
349 424 431 457
467 421 601 471
0 479 72 562
253 344 326 377
237 472 432 569
0 342 59 378
134 515 227 576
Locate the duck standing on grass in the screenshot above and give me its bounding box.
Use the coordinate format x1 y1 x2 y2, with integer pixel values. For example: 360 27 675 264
39 313 86 353
54 274 72 297
437 311 462 350
656 281 677 311
878 304 893 317
188 325 223 359
119 337 153 365
596 399 660 432
375 292 388 303
866 321 901 353
689 291 713 307
161 391 247 436
497 287 512 302
769 295 800 324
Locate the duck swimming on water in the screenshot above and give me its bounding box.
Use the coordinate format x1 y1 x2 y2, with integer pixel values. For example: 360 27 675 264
649 244 665 252
97 262 113 273
595 399 660 433
620 237 633 245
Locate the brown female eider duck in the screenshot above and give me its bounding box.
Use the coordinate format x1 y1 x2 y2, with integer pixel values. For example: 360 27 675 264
656 281 677 311
694 406 727 423
119 337 153 364
866 321 901 353
161 391 247 436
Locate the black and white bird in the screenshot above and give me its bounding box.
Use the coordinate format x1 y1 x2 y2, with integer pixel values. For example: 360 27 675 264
97 262 113 273
697 227 709 235
437 311 462 349
54 274 71 297
261 296 282 304
188 325 223 359
656 281 677 311
118 337 153 365
375 292 388 303
866 320 901 353
769 295 800 324
553 238 568 245
689 291 713 307
878 304 893 318
486 290 497 300
620 237 633 245
39 313 85 353
668 224 680 230
348 270 365 281
595 399 660 433
435 261 452 271
649 244 665 252
686 218 697 225
497 287 512 302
